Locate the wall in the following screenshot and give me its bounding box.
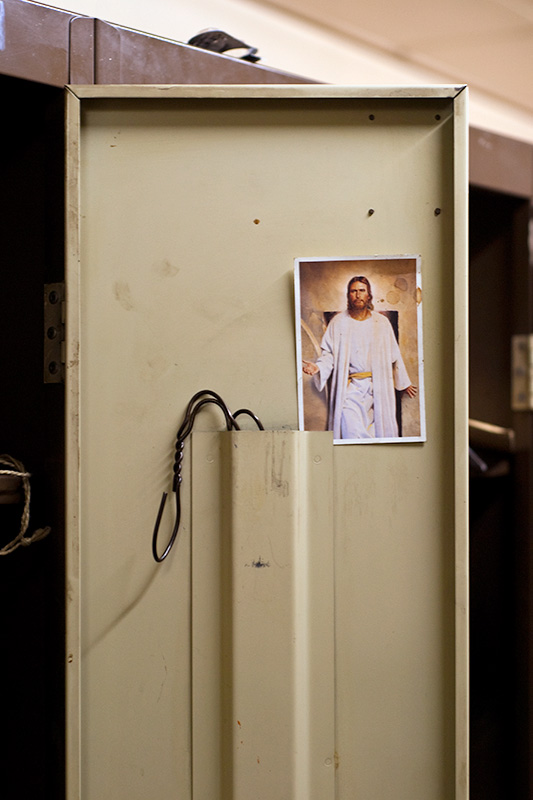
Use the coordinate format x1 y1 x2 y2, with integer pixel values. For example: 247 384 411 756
42 0 533 144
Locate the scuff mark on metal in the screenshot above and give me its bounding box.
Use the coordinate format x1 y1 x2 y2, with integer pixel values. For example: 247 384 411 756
270 438 289 496
113 280 134 311
157 656 168 703
245 556 271 568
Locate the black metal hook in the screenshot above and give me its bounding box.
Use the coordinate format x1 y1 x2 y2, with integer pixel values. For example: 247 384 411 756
152 489 181 563
152 390 264 562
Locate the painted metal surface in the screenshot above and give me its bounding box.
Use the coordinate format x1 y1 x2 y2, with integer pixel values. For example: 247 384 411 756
65 85 468 799
0 0 314 86
470 125 533 198
192 430 335 799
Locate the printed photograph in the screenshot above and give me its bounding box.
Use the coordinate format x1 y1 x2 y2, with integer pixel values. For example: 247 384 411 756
295 256 425 444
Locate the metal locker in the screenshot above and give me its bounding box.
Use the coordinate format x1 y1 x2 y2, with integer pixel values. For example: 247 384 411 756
64 85 468 799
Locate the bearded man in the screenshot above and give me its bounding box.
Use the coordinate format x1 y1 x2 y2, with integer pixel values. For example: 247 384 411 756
302 276 417 440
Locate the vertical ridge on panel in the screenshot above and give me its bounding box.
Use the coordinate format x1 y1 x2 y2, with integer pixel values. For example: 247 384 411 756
293 433 336 799
192 430 334 799
191 431 228 799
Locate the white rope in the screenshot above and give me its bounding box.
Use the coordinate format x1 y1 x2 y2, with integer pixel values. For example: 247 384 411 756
0 455 51 555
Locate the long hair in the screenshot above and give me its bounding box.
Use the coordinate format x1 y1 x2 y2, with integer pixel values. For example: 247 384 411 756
347 275 374 310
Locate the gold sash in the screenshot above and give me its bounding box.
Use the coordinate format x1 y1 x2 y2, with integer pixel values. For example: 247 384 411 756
348 371 372 382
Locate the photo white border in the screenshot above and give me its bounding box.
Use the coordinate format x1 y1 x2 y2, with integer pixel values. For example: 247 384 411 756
295 255 426 444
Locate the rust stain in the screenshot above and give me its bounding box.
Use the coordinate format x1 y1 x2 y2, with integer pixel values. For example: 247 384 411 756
66 341 80 370
416 287 422 305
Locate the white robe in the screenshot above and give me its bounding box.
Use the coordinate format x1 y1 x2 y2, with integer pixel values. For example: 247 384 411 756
314 310 412 439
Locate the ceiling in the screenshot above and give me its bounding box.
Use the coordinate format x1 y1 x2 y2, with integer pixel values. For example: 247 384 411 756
262 0 533 115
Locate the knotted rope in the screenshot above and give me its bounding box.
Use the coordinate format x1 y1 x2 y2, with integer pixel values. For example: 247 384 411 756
0 455 51 555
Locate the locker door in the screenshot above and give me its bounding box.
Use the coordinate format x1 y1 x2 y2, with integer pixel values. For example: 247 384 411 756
65 85 468 800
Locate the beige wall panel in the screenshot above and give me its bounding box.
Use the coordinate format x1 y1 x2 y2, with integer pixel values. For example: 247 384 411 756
66 87 467 800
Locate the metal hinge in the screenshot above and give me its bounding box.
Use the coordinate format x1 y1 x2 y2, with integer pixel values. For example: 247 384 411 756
511 334 533 411
44 283 65 383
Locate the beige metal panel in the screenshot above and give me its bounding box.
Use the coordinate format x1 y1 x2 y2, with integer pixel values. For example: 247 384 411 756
70 83 464 99
65 85 468 800
453 88 469 800
192 430 335 799
65 88 82 800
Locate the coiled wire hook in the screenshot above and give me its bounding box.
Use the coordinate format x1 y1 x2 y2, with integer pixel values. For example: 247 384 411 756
152 390 264 562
